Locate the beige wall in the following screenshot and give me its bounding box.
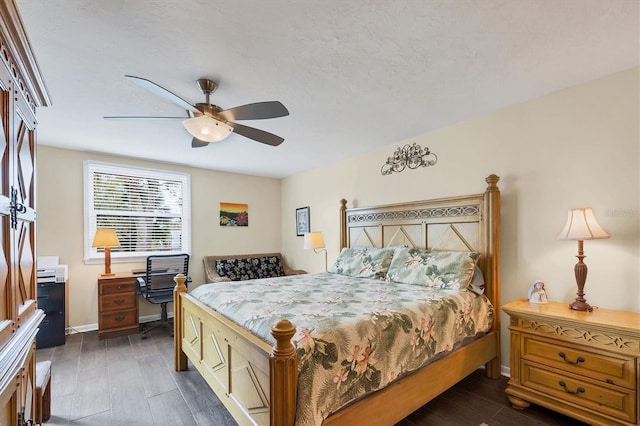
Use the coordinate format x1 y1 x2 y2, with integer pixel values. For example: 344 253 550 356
36 148 282 329
282 68 640 369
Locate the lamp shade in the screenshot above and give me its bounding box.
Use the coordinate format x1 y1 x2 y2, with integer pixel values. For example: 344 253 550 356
304 232 325 250
557 208 610 241
182 116 233 143
92 228 120 248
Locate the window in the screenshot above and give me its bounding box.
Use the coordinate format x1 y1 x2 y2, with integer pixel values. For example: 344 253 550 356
84 161 191 263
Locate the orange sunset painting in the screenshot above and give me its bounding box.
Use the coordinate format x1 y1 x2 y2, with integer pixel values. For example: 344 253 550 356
220 202 248 227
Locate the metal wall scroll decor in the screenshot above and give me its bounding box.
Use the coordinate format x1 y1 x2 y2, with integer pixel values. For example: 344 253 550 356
381 143 438 176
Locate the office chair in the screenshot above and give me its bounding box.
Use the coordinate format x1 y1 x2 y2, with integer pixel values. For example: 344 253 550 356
137 253 190 339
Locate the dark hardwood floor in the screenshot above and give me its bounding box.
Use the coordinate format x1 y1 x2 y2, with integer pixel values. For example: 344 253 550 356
36 330 586 426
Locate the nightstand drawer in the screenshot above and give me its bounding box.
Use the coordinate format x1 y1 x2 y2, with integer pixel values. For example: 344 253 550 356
100 293 137 312
100 309 138 329
522 335 636 389
522 362 636 423
100 281 137 295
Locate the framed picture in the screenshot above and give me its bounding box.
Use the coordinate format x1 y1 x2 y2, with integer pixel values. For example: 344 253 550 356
219 202 249 227
528 280 548 304
296 206 310 236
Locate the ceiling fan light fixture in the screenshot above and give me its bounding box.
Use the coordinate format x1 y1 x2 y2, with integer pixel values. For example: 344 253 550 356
182 115 233 143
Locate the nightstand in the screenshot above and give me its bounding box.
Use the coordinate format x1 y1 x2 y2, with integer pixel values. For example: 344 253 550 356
503 299 639 426
98 273 139 339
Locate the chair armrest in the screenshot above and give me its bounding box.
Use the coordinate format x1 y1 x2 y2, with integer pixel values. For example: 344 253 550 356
210 276 232 283
284 268 307 275
184 276 192 288
136 277 146 295
281 256 306 275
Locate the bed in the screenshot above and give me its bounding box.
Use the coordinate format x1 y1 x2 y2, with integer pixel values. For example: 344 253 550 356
173 174 501 425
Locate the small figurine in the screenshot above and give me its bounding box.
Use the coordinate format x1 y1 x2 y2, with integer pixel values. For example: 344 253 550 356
528 280 548 304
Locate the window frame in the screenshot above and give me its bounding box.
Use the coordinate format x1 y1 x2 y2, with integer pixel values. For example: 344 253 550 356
83 160 191 264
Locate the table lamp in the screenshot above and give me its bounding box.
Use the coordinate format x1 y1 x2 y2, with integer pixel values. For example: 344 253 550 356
92 228 120 276
304 232 327 271
557 208 609 311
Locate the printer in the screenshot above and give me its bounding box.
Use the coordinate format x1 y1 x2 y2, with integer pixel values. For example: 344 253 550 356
37 256 68 284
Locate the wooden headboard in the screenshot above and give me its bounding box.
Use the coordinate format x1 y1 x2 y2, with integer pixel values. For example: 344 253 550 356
338 174 501 363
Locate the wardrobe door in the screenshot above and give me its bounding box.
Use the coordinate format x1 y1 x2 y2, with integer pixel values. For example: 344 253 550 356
13 92 38 326
0 70 13 351
0 60 24 426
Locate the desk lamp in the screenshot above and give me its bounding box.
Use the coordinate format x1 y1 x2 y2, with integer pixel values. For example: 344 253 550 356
92 228 120 276
557 208 609 311
304 232 327 271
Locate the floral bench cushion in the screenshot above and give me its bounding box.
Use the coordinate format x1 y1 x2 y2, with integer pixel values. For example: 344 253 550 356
215 255 285 281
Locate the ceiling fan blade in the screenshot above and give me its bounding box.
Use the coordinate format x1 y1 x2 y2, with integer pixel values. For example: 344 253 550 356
229 122 284 146
125 75 198 113
104 116 187 120
217 101 289 121
191 137 209 148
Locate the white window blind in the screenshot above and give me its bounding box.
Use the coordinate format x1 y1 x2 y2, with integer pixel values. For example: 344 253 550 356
84 161 191 262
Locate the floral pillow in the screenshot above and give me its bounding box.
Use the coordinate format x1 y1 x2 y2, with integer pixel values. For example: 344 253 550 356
215 256 284 280
386 248 479 290
328 247 396 279
216 258 255 281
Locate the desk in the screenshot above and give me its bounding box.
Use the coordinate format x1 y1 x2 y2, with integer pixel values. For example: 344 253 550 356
98 273 139 339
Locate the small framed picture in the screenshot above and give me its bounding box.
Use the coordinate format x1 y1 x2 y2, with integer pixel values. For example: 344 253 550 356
528 280 548 304
296 206 310 236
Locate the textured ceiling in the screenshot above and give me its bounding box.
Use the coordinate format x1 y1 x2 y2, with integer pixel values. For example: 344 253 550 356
15 0 639 178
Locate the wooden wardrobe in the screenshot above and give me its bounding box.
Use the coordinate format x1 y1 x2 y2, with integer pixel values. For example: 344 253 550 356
0 2 50 424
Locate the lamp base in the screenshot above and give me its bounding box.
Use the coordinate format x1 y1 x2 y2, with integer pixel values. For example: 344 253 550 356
569 242 593 312
569 299 593 312
314 248 328 272
100 272 115 277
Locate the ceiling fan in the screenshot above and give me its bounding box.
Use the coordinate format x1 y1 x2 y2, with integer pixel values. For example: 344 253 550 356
104 75 289 147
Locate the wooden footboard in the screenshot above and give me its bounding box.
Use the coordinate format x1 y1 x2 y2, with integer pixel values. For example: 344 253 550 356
174 274 283 425
173 174 502 426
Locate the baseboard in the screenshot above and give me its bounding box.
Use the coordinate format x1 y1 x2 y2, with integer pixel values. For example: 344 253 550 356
67 313 174 335
479 363 510 378
67 323 97 334
501 365 510 377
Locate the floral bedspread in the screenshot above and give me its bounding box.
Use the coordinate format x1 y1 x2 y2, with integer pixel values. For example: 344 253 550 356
190 272 494 425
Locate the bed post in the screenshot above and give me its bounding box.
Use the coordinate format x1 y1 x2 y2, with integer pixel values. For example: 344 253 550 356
339 199 347 250
270 319 298 426
173 273 188 371
484 174 501 379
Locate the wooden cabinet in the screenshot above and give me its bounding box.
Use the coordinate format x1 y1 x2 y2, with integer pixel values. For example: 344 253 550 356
0 1 50 424
98 274 139 339
503 299 640 426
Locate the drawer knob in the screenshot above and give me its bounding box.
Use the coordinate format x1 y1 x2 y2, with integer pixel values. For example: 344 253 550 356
115 315 125 322
558 352 585 365
114 299 125 305
558 380 585 395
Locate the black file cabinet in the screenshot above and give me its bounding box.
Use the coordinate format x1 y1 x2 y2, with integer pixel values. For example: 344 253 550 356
36 281 66 348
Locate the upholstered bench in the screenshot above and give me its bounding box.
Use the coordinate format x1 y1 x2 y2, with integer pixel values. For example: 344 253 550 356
203 253 305 282
35 360 51 424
